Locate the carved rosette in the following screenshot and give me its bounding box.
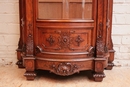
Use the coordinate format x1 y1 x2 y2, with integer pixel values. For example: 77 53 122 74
50 63 79 76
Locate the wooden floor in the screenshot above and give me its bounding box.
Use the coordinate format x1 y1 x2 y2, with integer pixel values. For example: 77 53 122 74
0 66 130 87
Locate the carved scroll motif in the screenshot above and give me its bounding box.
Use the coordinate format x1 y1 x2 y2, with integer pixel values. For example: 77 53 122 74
51 63 79 76
35 46 43 54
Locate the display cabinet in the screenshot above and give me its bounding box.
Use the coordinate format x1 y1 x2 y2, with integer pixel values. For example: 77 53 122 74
16 0 115 82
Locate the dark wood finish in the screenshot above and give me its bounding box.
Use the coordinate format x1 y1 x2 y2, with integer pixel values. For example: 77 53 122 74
16 0 114 82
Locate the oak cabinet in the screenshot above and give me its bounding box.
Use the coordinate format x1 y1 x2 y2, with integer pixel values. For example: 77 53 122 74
16 0 115 82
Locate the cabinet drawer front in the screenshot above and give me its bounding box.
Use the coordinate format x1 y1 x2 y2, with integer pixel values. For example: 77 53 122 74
36 27 93 53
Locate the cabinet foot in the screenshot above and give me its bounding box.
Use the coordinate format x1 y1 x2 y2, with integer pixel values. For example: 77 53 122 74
16 61 24 68
24 71 36 80
93 72 106 82
105 62 114 70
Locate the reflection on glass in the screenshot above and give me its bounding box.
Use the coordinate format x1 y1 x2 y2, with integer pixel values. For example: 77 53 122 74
38 0 92 20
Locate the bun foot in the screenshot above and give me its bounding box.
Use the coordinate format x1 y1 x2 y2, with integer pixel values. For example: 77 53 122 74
93 72 106 82
24 71 36 80
105 63 114 70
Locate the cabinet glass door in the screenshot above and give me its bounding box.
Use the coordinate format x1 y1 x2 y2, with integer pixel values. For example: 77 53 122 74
38 0 92 20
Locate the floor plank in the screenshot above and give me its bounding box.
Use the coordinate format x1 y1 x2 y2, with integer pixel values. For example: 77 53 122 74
0 66 130 87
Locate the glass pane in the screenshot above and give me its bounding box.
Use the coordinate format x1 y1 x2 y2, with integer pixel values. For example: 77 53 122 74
38 0 93 20
38 0 63 19
68 0 92 19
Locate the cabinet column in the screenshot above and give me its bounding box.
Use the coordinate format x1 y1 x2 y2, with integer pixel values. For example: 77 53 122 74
24 0 36 80
94 0 108 82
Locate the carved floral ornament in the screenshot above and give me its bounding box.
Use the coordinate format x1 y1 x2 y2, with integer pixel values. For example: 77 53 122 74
75 35 84 46
45 31 85 50
58 32 70 48
46 35 55 45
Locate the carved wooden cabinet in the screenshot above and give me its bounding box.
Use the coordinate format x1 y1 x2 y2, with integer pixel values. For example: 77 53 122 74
16 0 115 82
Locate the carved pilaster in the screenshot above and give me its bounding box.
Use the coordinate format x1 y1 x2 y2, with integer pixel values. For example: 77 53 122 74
26 34 33 56
96 23 105 57
25 0 34 56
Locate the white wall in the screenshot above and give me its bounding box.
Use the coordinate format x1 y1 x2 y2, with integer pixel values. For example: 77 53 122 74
0 0 130 67
0 0 19 66
112 0 130 67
